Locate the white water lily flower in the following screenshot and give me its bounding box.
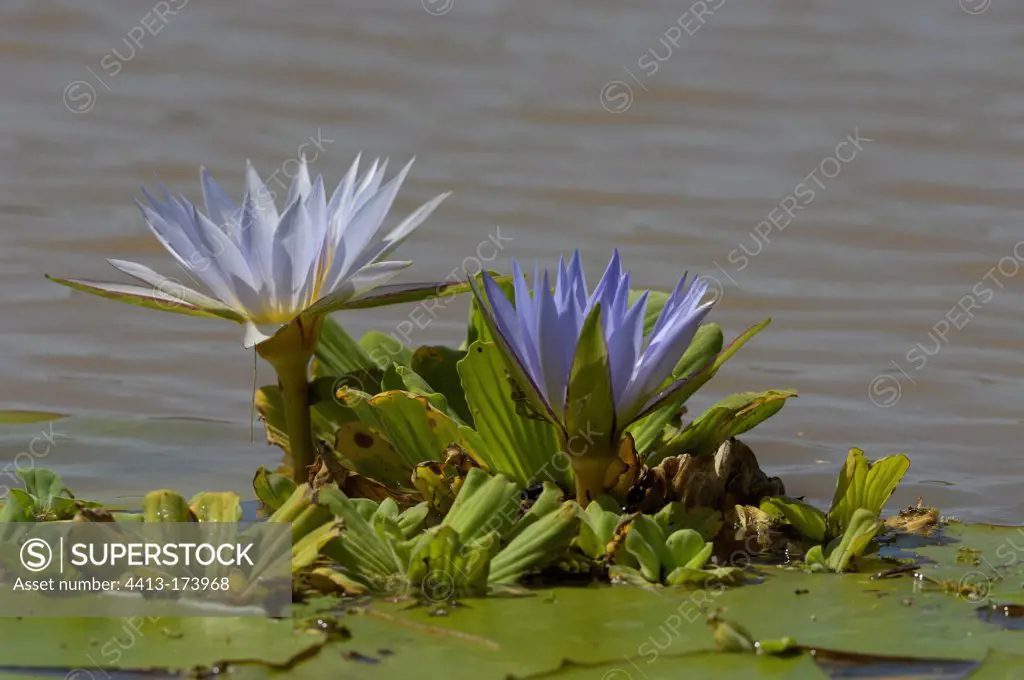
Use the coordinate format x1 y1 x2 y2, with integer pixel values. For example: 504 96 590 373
49 155 453 348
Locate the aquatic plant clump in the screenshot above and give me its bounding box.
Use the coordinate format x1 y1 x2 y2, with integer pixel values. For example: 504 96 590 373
20 149 961 676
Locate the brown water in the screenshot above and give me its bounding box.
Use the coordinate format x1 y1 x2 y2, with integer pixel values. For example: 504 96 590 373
2 0 1022 521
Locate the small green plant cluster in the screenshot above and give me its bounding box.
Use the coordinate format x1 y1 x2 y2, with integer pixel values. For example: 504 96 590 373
761 448 911 572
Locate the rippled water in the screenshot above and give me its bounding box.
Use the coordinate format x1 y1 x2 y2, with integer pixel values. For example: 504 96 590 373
2 0 1022 520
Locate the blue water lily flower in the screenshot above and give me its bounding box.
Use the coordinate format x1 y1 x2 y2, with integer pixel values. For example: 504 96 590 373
472 250 715 501
49 155 453 348
49 155 464 482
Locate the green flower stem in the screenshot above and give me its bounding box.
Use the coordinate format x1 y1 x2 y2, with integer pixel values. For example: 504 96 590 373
256 316 325 484
277 363 316 483
568 453 619 505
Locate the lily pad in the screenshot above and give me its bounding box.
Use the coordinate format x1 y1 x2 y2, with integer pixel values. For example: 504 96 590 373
0 616 324 671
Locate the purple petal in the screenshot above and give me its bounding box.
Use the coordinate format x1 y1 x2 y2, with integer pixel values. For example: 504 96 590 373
607 290 648 407
588 249 622 316
619 299 714 421
537 269 572 418
483 270 536 385
566 250 588 309
475 273 555 418
512 259 544 386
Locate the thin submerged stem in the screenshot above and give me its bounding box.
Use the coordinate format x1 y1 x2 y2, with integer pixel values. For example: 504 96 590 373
255 316 325 484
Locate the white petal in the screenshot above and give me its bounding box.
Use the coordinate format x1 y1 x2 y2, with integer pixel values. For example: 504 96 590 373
240 190 276 299
245 160 280 224
327 159 414 290
199 167 239 235
271 198 316 313
351 191 450 270
326 154 362 224
136 196 242 309
301 260 411 319
283 155 312 209
190 204 266 317
106 258 241 318
243 321 280 348
352 158 387 214
135 196 201 273
306 175 328 239
345 259 413 297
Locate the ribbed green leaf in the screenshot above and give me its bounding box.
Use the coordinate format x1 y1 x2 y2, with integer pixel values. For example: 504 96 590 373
342 390 489 470
252 466 297 514
762 496 827 542
827 449 910 537
648 389 797 464
441 468 520 548
458 341 567 488
188 492 242 522
142 489 194 522
824 508 882 572
489 502 578 584
314 317 375 375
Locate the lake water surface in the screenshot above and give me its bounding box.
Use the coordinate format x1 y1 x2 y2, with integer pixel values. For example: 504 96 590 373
2 0 1023 521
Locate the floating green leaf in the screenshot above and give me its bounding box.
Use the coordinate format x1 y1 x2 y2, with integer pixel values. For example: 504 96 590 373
818 507 882 572
576 496 626 560
15 468 84 519
611 512 737 587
